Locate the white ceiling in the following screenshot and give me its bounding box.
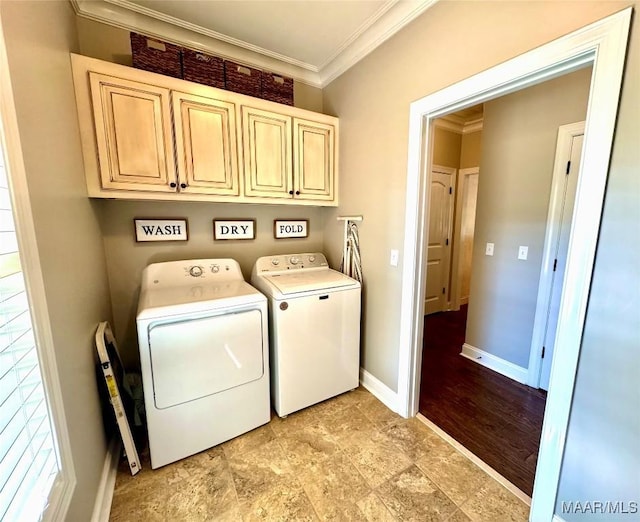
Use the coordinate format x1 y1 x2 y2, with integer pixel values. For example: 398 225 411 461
71 0 438 87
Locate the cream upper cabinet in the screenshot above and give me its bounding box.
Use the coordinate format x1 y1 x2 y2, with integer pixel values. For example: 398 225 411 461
72 54 338 205
293 118 335 201
172 92 241 196
89 72 176 192
242 106 293 199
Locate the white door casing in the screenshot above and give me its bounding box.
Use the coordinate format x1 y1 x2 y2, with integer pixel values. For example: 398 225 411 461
425 165 455 314
397 9 631 521
528 122 585 391
450 167 480 310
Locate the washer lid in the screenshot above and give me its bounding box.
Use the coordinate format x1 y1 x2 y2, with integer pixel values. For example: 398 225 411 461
137 280 265 320
263 269 359 296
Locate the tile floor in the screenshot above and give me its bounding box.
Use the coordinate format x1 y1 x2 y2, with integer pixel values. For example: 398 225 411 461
109 388 530 521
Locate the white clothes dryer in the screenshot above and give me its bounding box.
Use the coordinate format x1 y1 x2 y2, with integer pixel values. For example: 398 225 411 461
251 253 361 417
136 259 269 469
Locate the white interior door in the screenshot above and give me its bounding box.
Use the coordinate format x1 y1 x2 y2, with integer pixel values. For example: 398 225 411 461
425 166 455 315
539 133 584 390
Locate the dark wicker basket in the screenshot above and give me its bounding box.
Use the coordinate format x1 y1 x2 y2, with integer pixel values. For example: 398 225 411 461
182 49 225 89
224 60 262 97
130 33 182 78
262 73 294 105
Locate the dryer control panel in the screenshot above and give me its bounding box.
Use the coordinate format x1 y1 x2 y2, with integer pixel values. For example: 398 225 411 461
141 259 245 289
253 253 329 275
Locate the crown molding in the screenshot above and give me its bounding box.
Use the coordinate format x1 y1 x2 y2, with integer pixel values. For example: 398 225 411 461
318 0 438 85
434 116 483 134
71 0 438 88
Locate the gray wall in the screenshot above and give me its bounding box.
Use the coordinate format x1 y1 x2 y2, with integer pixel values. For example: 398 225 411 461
465 67 591 368
0 1 113 520
322 0 638 515
99 200 325 368
556 8 640 516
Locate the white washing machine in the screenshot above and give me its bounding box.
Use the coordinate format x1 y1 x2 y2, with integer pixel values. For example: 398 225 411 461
136 259 270 469
251 253 361 417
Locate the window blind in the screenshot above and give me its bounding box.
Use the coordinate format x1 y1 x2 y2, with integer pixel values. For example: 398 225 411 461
0 156 59 520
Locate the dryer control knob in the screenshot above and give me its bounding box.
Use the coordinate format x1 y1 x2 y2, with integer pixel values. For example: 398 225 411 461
211 265 220 273
189 266 203 277
290 256 300 265
271 259 280 266
308 255 316 263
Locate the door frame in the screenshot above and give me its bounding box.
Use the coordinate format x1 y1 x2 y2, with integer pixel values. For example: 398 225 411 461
450 166 480 311
396 8 631 521
424 164 456 314
527 121 585 388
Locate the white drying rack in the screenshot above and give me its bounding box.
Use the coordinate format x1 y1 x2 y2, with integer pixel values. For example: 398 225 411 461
337 215 363 278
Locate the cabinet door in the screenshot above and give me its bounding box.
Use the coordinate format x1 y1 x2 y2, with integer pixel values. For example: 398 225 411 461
293 118 335 201
242 107 292 199
89 73 176 192
172 92 240 196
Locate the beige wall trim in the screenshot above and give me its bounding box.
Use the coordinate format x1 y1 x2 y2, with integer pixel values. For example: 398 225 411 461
416 414 531 506
0 11 77 520
70 0 438 88
90 439 120 522
434 117 483 135
359 367 400 414
460 343 529 384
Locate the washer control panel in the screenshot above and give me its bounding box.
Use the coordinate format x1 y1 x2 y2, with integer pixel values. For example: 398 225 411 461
142 258 244 288
254 253 329 274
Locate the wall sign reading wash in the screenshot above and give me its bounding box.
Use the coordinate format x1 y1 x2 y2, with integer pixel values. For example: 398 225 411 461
274 219 309 239
213 219 256 240
134 218 188 242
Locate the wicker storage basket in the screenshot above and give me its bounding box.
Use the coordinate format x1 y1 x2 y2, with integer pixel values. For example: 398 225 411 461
182 49 225 89
224 61 262 97
130 33 182 78
262 73 294 105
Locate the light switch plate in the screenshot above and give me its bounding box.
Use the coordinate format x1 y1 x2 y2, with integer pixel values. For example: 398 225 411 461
390 249 399 267
485 243 494 256
518 246 529 260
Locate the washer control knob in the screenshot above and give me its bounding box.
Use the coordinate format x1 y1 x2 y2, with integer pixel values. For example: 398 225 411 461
308 255 316 263
211 265 220 273
271 259 280 266
289 256 300 265
189 266 203 277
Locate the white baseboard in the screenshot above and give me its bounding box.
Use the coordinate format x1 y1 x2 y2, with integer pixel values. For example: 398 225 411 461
91 437 121 522
461 343 528 384
359 367 399 414
416 414 531 507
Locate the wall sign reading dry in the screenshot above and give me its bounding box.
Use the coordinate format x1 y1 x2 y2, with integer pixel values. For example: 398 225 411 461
213 219 256 240
274 219 309 239
134 218 188 242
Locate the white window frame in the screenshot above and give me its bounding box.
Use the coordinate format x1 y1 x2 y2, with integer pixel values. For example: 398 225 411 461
0 16 76 521
397 8 632 521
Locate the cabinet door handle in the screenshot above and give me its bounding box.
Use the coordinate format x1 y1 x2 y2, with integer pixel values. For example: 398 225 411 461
295 190 300 195
289 190 294 195
180 183 187 189
170 182 177 188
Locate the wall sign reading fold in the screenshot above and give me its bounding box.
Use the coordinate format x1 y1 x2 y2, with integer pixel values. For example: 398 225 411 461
213 219 256 240
274 219 309 239
134 218 188 242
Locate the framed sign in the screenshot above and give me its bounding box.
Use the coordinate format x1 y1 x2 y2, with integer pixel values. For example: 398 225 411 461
274 219 309 239
213 219 256 240
134 218 188 242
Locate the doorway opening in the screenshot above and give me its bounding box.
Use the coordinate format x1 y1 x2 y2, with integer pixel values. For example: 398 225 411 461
397 9 631 520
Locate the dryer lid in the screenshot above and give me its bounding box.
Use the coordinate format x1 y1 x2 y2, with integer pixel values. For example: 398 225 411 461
262 269 359 296
137 280 264 320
